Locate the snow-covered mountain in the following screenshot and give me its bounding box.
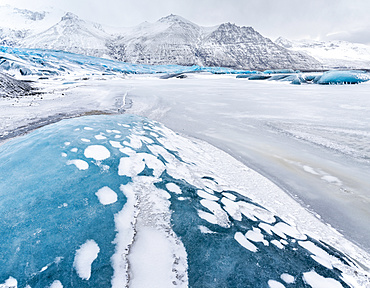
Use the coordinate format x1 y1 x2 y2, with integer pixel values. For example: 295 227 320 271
0 6 332 70
0 5 63 46
22 12 111 59
276 37 370 69
108 15 320 70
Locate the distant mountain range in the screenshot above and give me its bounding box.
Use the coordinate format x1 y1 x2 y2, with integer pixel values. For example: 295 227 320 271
275 37 370 69
1 5 369 70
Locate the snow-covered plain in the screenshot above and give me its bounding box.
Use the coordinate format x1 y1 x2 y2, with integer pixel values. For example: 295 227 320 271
1 48 370 287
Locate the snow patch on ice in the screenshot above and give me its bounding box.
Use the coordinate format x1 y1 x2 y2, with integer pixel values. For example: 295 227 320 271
166 183 182 194
198 225 217 234
280 273 295 284
84 145 110 161
95 186 118 205
298 241 334 269
73 240 100 280
321 175 342 185
49 280 63 288
245 227 269 246
271 240 284 249
234 232 258 252
0 277 17 288
302 270 343 288
200 199 230 228
95 134 107 140
197 190 219 201
268 280 286 288
109 140 123 149
67 159 89 170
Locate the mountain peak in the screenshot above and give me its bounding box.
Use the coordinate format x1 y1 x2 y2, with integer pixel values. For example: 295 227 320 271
158 14 195 25
61 12 79 22
275 37 293 48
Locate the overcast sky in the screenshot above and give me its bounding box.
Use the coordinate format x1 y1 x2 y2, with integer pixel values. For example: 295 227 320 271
2 0 370 44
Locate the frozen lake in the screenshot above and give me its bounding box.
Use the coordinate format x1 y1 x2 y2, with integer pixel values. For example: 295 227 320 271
125 74 370 252
1 71 370 286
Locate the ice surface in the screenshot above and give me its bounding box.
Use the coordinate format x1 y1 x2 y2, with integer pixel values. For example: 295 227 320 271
0 114 368 287
317 70 370 85
0 45 261 78
73 240 100 280
95 186 118 205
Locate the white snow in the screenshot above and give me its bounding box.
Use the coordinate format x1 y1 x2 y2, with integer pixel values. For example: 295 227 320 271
245 227 268 246
95 186 118 205
303 165 320 175
166 183 182 194
280 273 295 284
271 240 284 249
111 184 138 288
119 147 135 155
111 176 188 288
298 241 334 269
49 280 63 288
197 190 219 201
321 175 342 185
73 240 100 280
0 277 17 288
197 209 218 225
67 159 89 170
268 280 286 288
221 196 242 221
222 192 237 201
234 232 258 252
128 227 179 288
109 140 123 148
81 138 91 143
273 222 306 240
84 145 110 161
302 271 343 288
95 134 107 140
198 225 216 234
118 156 145 177
200 199 230 228
70 148 78 153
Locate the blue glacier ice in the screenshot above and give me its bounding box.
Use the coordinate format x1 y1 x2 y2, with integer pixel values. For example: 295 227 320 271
0 46 258 77
0 114 362 287
263 69 298 74
316 70 370 85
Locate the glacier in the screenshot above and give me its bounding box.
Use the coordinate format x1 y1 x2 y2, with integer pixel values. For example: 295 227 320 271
0 114 368 287
1 46 369 86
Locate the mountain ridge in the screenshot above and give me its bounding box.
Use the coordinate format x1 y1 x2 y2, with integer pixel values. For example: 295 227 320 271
1 6 368 70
